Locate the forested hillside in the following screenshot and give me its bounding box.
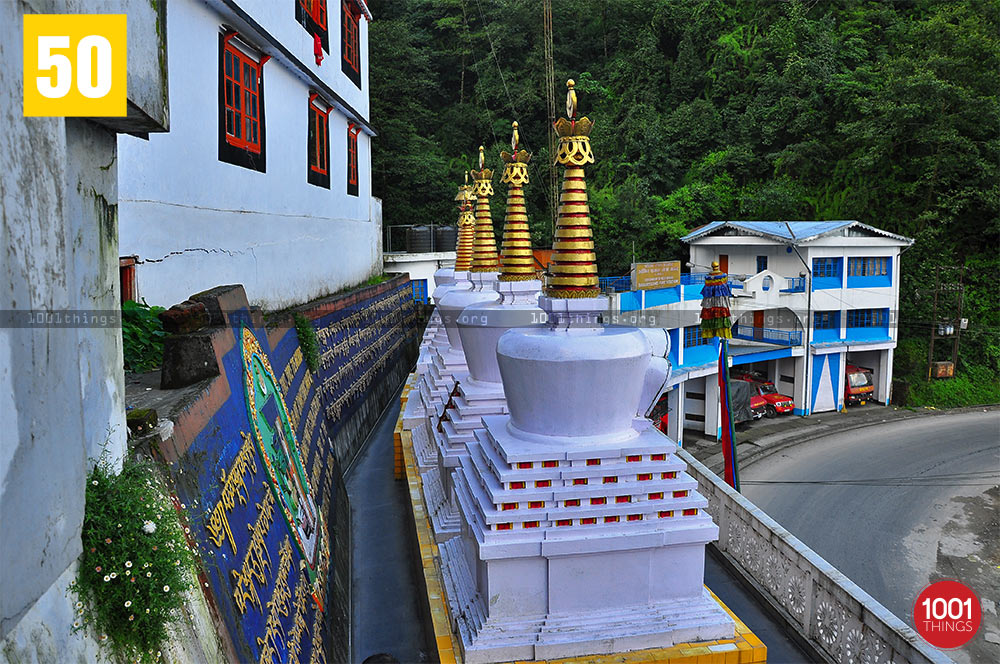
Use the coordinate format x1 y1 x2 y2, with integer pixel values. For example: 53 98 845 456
369 0 999 403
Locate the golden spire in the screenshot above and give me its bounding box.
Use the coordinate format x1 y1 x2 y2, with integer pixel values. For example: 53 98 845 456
546 79 599 298
469 146 499 272
453 171 476 272
498 122 535 281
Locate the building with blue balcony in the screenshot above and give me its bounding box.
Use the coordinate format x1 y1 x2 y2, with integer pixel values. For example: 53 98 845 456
608 221 912 445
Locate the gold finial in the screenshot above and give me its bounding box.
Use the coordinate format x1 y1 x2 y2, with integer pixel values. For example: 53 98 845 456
499 124 534 282
546 79 600 298
711 261 720 271
469 151 499 272
453 179 476 272
566 79 577 119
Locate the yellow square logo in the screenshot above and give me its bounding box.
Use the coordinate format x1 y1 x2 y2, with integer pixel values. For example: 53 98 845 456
23 14 127 117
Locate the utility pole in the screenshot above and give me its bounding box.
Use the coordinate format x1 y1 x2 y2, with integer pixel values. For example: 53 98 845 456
926 266 965 380
543 0 557 239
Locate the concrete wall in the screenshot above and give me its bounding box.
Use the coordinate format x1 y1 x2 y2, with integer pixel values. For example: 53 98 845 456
1 0 169 651
119 0 379 310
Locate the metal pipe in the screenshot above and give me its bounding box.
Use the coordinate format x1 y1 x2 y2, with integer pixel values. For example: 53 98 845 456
784 223 812 416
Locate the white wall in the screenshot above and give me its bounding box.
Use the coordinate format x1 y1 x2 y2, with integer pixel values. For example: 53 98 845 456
2 0 167 649
119 0 378 309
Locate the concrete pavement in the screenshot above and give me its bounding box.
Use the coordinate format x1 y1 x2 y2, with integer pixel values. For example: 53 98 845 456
682 402 999 475
741 410 1000 664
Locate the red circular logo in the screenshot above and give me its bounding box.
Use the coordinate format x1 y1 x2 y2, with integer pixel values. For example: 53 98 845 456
913 580 981 649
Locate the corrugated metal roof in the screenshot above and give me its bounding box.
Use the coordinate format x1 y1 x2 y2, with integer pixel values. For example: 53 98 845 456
681 221 912 245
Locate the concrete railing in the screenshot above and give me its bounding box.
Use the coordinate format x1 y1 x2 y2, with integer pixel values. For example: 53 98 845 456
677 448 954 664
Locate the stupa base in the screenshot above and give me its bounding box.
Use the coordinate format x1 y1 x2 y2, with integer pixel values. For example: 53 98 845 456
421 466 463 540
396 382 766 664
439 537 735 664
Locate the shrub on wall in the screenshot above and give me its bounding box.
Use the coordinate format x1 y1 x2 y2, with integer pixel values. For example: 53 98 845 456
73 456 196 663
122 300 167 372
294 313 320 374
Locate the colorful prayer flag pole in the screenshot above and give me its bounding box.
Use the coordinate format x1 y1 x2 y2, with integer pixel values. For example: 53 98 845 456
700 261 740 490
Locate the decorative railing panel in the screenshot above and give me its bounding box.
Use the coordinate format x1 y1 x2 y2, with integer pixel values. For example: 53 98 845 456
678 449 953 664
732 324 803 346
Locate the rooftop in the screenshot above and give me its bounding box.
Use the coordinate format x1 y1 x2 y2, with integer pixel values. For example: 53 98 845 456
681 221 913 245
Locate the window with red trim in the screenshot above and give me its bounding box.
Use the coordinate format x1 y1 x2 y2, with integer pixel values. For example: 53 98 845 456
223 41 261 154
564 499 580 507
341 0 361 86
651 453 666 461
626 455 641 463
661 472 676 480
347 124 360 196
501 502 518 511
509 481 525 490
523 521 539 529
582 517 597 525
528 501 544 509
649 492 664 500
517 462 533 469
603 476 618 484
658 511 673 518
535 480 551 488
615 496 631 504
637 473 652 481
308 97 330 187
542 460 558 468
297 1 329 52
556 519 572 527
673 490 688 498
572 478 588 486
589 497 606 505
683 508 698 516
604 516 619 523
627 514 643 522
496 523 512 531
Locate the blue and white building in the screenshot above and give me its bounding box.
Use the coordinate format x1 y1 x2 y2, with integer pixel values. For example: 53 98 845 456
118 0 378 310
609 221 913 444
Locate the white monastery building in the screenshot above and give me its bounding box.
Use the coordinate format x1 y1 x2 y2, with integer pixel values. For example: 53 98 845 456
608 221 913 444
119 0 378 310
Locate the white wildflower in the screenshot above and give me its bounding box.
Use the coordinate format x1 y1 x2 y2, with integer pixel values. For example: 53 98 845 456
142 521 157 534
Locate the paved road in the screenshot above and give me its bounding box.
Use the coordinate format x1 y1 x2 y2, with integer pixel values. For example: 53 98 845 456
742 411 1000 664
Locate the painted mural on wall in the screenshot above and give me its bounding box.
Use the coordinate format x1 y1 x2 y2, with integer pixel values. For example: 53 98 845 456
172 278 417 663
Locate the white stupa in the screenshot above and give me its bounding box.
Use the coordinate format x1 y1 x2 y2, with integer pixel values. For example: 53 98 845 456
426 125 545 539
436 81 734 663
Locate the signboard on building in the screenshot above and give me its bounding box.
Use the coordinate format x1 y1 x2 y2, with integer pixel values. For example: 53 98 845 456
632 260 681 290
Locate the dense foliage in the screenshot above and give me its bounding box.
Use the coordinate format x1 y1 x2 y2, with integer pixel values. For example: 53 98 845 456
75 457 196 663
122 299 167 373
370 0 999 400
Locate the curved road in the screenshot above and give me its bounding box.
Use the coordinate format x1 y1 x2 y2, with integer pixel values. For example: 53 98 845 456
742 410 1000 664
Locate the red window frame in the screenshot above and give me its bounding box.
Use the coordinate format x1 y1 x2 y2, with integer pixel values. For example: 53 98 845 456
301 0 328 29
223 39 262 154
347 124 360 188
308 96 329 175
342 0 360 74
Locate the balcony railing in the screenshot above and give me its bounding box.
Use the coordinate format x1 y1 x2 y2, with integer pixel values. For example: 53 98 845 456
680 273 744 289
733 323 802 346
781 277 806 293
599 275 632 293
